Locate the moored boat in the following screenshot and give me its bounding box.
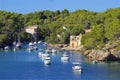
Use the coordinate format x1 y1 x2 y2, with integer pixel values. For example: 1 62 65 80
4 46 10 51
72 62 83 72
92 60 98 64
61 52 69 62
44 57 51 65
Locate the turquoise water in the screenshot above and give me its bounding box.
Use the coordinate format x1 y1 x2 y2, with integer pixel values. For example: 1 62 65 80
0 45 120 80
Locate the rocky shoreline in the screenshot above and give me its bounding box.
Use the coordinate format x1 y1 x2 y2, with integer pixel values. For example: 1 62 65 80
49 43 120 61
84 49 120 61
49 43 84 52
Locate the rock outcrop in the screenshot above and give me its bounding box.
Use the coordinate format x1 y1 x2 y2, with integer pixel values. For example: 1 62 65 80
84 50 118 61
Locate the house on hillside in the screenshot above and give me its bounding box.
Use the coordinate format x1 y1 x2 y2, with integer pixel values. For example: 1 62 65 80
25 25 38 34
69 25 92 48
25 25 39 42
70 34 82 48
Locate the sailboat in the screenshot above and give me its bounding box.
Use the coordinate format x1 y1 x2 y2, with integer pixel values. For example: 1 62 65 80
13 26 22 50
16 32 22 48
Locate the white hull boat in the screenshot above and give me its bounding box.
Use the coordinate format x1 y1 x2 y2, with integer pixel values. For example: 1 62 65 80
61 53 69 62
72 66 82 72
4 46 9 51
44 57 51 65
72 62 83 72
61 56 69 62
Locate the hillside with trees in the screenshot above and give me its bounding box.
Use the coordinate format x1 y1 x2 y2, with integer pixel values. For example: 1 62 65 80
0 8 120 52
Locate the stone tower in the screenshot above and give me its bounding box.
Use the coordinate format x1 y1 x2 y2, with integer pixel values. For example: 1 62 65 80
69 25 91 48
70 34 82 48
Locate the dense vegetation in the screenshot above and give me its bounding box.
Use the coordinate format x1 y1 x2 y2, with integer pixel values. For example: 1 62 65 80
0 8 120 50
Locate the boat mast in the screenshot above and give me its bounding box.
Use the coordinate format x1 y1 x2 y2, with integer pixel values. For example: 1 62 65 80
17 26 21 44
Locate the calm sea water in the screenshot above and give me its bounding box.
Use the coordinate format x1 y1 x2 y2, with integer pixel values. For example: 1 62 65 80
0 44 120 80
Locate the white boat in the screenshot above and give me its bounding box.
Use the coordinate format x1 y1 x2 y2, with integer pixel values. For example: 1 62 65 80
44 57 51 65
28 42 37 51
52 49 56 53
61 53 69 62
33 41 37 45
41 53 50 60
72 66 82 71
14 30 22 48
16 42 22 48
38 41 42 44
72 63 83 72
4 46 10 51
29 42 34 46
92 60 98 64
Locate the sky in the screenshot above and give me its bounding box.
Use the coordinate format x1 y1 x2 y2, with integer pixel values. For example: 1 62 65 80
0 0 120 14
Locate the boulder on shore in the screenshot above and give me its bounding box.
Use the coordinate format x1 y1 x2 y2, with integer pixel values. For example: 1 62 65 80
84 50 117 61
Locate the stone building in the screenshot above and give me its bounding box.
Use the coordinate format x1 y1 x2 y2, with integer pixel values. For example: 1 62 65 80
25 25 38 42
69 26 91 48
25 25 38 34
70 34 82 48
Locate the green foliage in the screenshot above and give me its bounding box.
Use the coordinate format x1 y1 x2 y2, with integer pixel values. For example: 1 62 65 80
105 20 120 41
0 34 7 43
1 8 120 50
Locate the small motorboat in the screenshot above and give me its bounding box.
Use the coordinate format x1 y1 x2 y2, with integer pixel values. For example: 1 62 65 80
38 41 42 44
29 42 34 46
92 60 98 64
44 57 51 65
33 41 37 45
28 42 37 51
61 52 69 62
16 42 22 48
4 46 10 51
72 62 83 72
